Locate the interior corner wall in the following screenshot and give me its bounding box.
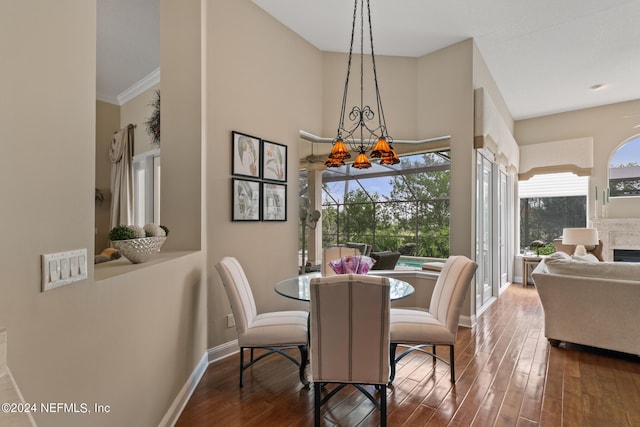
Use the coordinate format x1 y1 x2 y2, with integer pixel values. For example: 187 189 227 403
472 42 514 133
205 0 323 348
417 40 475 259
416 39 476 318
515 98 640 219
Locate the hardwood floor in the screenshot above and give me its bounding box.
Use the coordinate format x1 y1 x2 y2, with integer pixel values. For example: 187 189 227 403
175 284 640 426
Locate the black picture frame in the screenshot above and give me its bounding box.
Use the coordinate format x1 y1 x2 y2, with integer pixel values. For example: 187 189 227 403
262 182 287 221
232 178 261 221
262 140 287 182
232 131 261 178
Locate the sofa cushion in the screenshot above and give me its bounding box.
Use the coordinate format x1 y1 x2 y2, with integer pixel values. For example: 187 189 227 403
544 258 640 281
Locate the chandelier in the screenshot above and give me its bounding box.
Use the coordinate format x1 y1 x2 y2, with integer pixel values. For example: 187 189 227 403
325 0 398 170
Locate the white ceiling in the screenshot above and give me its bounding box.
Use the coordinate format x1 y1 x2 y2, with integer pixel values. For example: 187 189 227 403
97 0 640 120
96 0 159 104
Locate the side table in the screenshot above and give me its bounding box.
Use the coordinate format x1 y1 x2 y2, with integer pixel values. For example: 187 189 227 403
522 255 544 286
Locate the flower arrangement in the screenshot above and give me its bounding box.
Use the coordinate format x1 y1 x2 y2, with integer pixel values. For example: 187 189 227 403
108 224 169 263
530 239 546 256
328 255 376 275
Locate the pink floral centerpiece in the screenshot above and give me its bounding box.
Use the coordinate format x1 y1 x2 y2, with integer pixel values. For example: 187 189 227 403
328 255 376 275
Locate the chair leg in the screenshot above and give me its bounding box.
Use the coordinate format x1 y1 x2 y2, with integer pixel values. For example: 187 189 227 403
313 383 321 426
380 384 387 427
298 345 309 386
239 347 245 387
449 344 455 383
389 343 398 383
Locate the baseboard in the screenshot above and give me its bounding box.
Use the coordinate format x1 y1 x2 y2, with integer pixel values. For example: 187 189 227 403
158 352 209 427
459 315 475 328
207 339 239 363
159 341 240 426
3 367 37 427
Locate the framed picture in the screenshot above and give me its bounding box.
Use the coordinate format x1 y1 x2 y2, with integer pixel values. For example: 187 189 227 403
232 178 261 221
232 131 261 178
262 140 287 182
262 182 287 221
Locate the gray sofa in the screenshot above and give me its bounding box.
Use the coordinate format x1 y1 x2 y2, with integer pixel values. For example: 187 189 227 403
532 253 640 355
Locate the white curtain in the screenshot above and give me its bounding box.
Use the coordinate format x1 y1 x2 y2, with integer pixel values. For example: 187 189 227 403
110 124 134 229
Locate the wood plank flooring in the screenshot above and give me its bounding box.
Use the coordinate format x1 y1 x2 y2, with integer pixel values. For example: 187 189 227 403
175 284 640 426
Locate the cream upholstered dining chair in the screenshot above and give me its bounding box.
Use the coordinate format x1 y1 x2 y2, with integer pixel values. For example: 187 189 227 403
321 246 360 276
389 255 477 384
309 274 390 427
215 256 309 387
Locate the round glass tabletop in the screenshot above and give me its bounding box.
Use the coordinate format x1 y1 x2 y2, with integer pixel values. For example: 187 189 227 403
275 272 415 302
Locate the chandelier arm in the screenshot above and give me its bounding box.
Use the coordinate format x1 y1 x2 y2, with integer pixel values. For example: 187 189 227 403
366 0 389 139
337 0 360 137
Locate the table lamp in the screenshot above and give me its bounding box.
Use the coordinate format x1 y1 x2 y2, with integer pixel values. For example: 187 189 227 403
562 228 598 256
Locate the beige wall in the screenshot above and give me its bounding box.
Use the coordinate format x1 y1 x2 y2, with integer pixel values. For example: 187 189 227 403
515 98 640 219
120 84 160 156
321 52 418 140
416 40 477 318
1 2 207 427
205 0 323 347
95 101 119 253
418 40 475 259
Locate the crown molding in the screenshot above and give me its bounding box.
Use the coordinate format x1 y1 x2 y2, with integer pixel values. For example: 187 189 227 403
96 92 120 105
116 67 160 106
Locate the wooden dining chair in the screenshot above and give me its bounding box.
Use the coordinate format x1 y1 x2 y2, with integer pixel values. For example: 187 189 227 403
215 256 309 387
309 274 390 426
389 255 477 383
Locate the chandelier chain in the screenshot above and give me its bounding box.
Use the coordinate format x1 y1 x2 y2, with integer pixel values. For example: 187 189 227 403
337 0 360 138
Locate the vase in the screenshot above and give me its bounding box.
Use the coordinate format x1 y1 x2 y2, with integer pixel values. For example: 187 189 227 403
111 237 166 264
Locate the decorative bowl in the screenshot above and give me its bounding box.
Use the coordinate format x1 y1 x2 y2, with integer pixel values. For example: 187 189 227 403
111 237 166 264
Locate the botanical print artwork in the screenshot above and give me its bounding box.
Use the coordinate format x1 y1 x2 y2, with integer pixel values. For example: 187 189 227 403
232 132 260 178
233 179 260 221
263 183 286 221
263 140 287 182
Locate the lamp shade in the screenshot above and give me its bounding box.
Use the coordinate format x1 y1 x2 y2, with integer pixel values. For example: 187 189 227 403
562 228 598 246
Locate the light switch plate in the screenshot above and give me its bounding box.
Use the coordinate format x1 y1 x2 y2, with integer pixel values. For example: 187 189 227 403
41 249 88 291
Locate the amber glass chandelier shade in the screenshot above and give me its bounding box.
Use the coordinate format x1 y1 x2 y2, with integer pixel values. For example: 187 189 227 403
352 151 372 169
379 147 400 165
324 155 345 168
370 137 392 158
329 139 351 160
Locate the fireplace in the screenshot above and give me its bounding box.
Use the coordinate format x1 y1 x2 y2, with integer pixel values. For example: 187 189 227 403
591 218 640 261
613 249 640 263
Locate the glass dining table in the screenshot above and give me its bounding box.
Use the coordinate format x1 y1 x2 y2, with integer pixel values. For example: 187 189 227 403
275 272 415 302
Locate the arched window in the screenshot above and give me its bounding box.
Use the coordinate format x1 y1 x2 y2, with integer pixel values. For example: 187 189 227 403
609 136 640 197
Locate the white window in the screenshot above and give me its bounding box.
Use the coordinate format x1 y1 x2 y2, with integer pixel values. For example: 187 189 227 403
518 172 588 252
133 149 161 226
